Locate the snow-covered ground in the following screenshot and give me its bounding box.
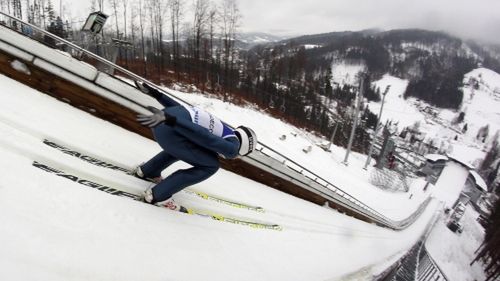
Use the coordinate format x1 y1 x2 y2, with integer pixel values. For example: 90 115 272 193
426 205 486 281
460 68 500 150
0 72 442 281
370 74 415 129
425 160 486 281
0 21 493 279
369 68 500 168
166 86 432 220
329 63 491 170
304 44 321 49
0 64 493 280
331 61 366 85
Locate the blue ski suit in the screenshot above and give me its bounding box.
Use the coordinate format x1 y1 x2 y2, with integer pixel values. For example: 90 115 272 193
140 92 240 203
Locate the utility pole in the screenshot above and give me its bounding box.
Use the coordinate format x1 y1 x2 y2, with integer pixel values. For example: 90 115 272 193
328 122 339 151
343 73 366 165
364 85 391 170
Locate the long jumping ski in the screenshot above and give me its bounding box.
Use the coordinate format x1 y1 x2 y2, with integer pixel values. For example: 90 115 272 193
32 160 281 231
42 139 265 213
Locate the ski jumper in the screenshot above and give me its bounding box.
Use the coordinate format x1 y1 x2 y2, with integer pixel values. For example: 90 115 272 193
140 90 240 203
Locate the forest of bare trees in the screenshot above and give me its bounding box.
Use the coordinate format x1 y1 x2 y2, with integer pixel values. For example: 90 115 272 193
4 1 500 163
0 0 384 151
0 0 242 86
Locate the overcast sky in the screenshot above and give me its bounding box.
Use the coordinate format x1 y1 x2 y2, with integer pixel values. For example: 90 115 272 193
238 0 500 43
67 0 500 43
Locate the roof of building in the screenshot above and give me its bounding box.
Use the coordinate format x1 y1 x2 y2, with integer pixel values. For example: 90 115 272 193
425 154 448 162
469 170 488 192
448 155 475 169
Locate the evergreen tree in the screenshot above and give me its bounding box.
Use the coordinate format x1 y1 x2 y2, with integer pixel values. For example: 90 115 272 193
362 76 381 102
45 0 55 23
471 199 500 281
477 125 490 143
462 123 468 133
54 16 65 38
480 137 500 185
324 68 333 99
453 111 465 124
362 106 378 129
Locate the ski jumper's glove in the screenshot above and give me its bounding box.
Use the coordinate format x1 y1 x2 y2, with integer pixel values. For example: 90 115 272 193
137 106 177 127
134 81 162 100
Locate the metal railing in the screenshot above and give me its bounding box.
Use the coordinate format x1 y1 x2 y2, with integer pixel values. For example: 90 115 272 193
256 143 392 222
417 247 449 281
374 210 449 281
0 12 162 111
0 11 432 230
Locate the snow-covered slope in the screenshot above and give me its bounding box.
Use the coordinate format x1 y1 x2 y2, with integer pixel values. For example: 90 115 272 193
0 73 441 281
460 68 500 149
0 20 489 280
331 61 366 85
164 85 432 221
369 74 415 129
368 68 500 168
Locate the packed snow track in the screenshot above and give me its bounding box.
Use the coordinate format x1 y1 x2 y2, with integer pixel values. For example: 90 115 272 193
0 72 443 280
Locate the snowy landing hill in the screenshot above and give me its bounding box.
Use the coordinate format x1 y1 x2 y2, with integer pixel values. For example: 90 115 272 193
0 72 441 281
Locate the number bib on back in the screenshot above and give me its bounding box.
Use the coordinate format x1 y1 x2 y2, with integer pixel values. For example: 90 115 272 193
186 107 235 139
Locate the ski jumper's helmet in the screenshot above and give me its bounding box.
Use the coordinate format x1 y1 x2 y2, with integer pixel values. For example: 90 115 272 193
234 126 257 156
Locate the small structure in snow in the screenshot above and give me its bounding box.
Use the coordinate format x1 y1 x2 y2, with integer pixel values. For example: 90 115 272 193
317 141 331 152
449 168 489 217
419 154 448 184
302 146 312 153
425 154 449 162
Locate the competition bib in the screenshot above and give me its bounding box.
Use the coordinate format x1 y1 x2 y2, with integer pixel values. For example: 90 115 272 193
186 107 234 138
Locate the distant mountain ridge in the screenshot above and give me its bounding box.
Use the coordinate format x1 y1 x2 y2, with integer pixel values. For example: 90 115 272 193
236 32 290 49
238 32 289 44
246 28 500 109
